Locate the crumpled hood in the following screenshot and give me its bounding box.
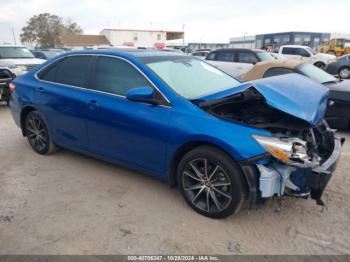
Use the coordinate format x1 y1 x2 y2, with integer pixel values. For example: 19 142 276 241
197 73 329 126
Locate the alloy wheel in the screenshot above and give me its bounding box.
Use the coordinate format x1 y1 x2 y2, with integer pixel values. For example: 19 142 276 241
25 114 48 152
182 158 232 213
339 68 350 79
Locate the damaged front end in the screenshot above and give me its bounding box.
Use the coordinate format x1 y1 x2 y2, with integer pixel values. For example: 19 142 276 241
197 74 344 206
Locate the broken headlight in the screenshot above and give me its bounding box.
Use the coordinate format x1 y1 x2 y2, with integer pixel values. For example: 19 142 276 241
252 135 317 167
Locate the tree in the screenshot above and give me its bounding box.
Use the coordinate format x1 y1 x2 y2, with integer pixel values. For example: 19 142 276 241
20 13 83 48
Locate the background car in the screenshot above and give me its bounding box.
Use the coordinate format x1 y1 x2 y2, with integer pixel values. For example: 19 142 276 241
8 50 340 218
0 45 45 76
31 50 62 60
205 48 274 77
0 67 15 105
278 45 335 69
241 59 350 129
191 50 210 59
326 54 350 79
269 52 287 60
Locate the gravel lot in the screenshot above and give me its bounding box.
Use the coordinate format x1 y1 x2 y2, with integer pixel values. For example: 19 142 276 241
0 104 349 255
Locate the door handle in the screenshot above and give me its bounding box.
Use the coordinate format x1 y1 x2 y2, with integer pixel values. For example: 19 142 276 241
87 100 100 108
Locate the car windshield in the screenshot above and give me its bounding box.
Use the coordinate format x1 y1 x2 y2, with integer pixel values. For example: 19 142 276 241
0 47 34 59
256 51 274 61
141 56 240 99
298 63 337 84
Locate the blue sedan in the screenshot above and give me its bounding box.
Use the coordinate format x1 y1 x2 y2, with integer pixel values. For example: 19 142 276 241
8 49 342 218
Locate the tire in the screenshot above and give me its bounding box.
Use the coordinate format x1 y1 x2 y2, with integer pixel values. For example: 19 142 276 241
314 62 326 70
338 67 350 79
177 146 246 218
24 111 57 155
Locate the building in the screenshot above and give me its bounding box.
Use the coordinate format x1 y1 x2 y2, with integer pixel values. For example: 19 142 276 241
61 34 111 50
100 29 184 48
230 32 331 50
187 42 230 51
229 35 255 49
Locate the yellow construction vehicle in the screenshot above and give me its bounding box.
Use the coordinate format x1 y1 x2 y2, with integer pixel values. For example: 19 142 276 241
317 38 350 57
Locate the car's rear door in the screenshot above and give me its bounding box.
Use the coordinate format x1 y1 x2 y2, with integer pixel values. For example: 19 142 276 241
85 55 171 175
35 55 93 151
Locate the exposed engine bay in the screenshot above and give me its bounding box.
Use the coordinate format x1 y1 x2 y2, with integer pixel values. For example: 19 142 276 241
198 87 343 205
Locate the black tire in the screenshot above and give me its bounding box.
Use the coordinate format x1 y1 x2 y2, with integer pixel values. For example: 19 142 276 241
24 111 57 155
338 66 350 79
177 146 246 218
314 62 326 70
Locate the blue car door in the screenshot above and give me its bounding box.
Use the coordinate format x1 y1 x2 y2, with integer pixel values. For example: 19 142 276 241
85 56 171 176
34 55 93 150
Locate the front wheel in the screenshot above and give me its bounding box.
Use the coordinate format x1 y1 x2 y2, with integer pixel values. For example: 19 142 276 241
177 146 246 218
24 111 57 155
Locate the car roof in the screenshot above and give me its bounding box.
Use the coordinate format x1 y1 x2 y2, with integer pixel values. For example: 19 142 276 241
211 48 257 52
240 59 303 82
62 49 187 59
280 45 309 48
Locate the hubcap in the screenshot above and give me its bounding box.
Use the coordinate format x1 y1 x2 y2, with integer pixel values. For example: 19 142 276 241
340 68 350 79
182 158 232 213
26 115 47 151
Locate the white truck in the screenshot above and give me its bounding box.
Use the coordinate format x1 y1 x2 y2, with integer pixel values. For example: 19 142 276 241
0 45 45 76
278 45 336 69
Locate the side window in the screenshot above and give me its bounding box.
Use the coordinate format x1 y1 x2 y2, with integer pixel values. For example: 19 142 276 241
214 52 235 62
37 61 60 82
93 56 150 96
263 67 294 78
295 48 310 57
55 56 92 87
237 52 258 64
281 47 295 55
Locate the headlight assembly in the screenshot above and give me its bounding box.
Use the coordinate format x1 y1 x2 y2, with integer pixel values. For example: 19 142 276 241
252 135 293 163
252 134 315 167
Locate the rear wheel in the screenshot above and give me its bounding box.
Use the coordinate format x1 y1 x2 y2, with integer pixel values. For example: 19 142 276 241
24 111 57 155
338 67 350 79
177 146 246 218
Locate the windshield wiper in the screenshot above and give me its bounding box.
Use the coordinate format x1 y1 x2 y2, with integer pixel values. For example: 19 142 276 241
197 93 243 109
322 80 338 84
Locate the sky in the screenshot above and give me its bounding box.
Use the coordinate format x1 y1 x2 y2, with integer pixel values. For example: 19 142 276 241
1 0 350 45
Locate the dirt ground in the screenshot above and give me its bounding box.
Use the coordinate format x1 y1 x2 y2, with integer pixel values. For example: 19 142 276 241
0 104 349 255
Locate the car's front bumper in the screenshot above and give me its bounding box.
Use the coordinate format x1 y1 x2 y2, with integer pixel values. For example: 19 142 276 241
239 136 344 207
309 136 344 205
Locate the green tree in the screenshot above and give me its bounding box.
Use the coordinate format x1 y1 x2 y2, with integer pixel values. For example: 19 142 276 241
20 13 83 48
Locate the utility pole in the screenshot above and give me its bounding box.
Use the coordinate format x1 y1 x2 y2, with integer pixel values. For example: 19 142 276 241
12 27 17 45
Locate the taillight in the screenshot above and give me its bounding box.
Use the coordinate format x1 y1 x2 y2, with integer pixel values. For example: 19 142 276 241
9 83 16 93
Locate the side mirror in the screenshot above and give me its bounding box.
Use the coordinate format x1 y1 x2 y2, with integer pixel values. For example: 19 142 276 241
126 86 159 105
